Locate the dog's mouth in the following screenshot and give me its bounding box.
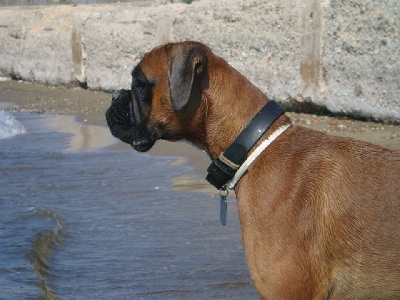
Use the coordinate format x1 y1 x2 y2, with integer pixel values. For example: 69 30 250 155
130 138 156 152
105 89 157 152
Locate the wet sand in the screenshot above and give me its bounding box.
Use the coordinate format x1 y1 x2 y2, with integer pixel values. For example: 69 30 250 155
1 79 399 193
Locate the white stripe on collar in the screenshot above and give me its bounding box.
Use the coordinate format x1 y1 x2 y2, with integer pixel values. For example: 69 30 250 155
226 123 291 190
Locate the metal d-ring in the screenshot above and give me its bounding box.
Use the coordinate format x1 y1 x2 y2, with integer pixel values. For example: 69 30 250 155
219 187 229 198
219 187 229 226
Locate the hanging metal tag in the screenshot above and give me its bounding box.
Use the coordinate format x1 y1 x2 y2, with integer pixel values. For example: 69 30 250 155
219 188 229 226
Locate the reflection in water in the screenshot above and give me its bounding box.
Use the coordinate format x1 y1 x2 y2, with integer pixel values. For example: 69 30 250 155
43 114 117 152
28 208 64 300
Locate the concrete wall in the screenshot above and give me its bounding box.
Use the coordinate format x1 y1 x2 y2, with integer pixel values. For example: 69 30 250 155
0 0 398 122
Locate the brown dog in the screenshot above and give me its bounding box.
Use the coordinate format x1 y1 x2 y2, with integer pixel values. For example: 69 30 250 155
106 41 400 299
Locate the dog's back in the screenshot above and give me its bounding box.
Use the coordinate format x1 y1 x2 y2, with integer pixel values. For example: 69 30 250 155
237 126 400 299
308 129 400 299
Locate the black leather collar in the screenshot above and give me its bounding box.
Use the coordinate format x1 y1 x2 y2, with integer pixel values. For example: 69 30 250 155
206 100 285 190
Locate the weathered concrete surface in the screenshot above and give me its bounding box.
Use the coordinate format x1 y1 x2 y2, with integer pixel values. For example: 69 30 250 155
0 0 398 122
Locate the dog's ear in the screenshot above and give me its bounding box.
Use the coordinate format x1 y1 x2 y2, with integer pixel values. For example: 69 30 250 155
167 43 208 111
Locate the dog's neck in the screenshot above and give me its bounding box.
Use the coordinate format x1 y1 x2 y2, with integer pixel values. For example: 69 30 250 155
190 57 291 160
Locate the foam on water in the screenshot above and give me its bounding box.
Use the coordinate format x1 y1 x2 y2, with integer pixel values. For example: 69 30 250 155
0 111 26 140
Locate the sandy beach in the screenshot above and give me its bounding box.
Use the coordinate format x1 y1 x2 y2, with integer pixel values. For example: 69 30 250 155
1 78 399 180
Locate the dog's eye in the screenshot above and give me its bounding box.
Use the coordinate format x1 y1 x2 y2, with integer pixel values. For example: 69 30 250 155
135 85 145 94
132 75 154 104
133 80 148 99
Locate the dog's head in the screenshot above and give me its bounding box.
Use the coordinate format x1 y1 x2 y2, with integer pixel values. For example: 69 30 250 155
106 41 209 152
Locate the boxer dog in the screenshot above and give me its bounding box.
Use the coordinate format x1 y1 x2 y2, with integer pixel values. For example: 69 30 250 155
106 41 400 299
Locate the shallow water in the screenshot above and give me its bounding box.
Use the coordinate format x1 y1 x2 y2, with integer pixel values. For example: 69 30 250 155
0 111 257 299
